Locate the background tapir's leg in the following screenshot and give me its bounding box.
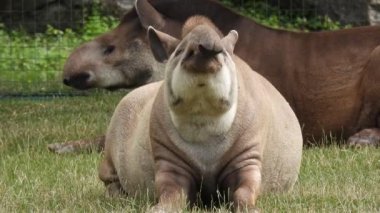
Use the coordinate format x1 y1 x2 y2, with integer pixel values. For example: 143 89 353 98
348 128 380 147
47 135 105 154
349 46 380 147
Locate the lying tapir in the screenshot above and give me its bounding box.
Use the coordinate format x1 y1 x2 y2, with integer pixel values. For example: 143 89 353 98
50 0 380 154
99 16 302 212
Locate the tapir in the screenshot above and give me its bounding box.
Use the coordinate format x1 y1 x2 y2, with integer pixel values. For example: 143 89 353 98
98 16 302 212
49 0 380 154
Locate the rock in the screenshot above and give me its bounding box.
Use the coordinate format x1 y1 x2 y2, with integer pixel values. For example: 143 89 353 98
0 0 93 33
101 0 134 16
369 0 380 25
266 0 370 26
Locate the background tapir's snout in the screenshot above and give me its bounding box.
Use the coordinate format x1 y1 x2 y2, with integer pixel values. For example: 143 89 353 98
63 72 92 90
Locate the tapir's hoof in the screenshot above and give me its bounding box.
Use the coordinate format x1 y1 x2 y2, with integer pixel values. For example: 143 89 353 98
347 128 380 148
234 206 260 213
105 182 126 198
148 204 184 213
147 205 167 213
148 205 178 213
47 143 75 154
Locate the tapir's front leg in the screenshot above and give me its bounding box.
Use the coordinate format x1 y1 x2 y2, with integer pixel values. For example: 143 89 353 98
222 164 261 213
349 104 380 147
349 45 380 148
348 128 380 147
149 160 196 213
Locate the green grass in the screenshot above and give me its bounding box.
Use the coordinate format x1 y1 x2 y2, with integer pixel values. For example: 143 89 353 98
0 95 379 212
0 1 378 211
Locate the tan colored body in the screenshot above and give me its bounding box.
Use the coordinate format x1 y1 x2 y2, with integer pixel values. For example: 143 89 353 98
99 82 159 197
149 56 302 193
99 26 302 208
100 64 302 208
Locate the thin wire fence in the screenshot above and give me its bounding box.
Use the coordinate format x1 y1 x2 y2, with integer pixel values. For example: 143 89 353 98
0 0 373 96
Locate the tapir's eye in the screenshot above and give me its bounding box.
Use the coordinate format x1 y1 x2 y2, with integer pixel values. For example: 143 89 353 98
103 45 115 55
184 49 194 60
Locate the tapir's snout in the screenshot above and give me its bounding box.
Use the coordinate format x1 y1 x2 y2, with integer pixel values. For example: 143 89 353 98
198 42 222 58
182 41 223 74
63 72 92 90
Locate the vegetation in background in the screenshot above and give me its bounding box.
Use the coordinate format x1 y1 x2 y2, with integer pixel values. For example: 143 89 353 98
0 6 118 94
221 0 349 31
0 1 348 94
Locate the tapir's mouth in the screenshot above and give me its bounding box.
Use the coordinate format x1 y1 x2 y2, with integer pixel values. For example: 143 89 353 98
63 71 94 90
105 86 122 91
105 74 153 91
66 82 93 90
105 84 136 91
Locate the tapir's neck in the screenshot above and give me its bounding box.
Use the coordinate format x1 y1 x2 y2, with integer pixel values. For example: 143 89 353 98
165 62 238 143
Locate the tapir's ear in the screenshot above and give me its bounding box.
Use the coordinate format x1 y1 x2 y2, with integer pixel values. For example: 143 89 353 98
135 0 165 29
222 30 239 54
148 26 180 62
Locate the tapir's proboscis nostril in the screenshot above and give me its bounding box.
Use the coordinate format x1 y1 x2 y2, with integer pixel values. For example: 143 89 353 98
198 44 222 58
63 78 70 86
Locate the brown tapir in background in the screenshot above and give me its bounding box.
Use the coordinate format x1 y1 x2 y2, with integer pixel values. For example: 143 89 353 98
50 0 380 153
98 16 302 212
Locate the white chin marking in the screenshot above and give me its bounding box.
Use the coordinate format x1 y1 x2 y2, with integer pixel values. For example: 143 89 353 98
168 53 238 143
170 56 232 103
170 102 237 143
96 68 126 87
87 70 95 83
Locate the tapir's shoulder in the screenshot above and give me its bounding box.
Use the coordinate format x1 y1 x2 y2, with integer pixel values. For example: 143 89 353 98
118 81 162 106
233 55 285 99
232 54 295 125
113 81 163 117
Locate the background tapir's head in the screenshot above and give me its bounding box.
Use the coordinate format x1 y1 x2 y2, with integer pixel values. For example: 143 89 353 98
62 0 184 90
62 7 168 90
61 0 241 90
148 16 239 114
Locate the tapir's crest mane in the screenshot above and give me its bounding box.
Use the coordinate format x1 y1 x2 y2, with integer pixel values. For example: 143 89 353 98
181 15 223 38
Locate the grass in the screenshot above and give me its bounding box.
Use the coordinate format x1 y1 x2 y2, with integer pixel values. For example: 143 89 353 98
0 1 378 212
0 94 379 212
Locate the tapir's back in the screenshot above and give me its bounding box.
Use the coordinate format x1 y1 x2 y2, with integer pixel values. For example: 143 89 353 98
235 56 303 192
